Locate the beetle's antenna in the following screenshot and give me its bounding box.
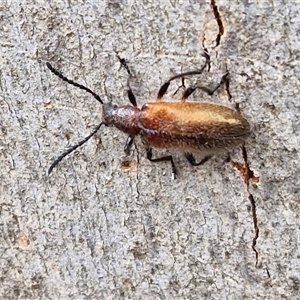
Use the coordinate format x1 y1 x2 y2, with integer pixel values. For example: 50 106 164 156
48 122 104 175
46 62 103 104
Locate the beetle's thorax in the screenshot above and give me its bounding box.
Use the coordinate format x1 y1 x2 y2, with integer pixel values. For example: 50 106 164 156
102 102 141 135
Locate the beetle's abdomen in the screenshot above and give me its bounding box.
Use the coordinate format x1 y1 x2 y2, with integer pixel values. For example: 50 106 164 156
139 102 251 152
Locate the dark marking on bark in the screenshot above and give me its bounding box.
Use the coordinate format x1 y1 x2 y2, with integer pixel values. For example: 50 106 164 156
128 241 147 259
222 69 232 102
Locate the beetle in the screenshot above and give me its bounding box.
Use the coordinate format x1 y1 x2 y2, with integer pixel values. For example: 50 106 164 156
46 59 251 177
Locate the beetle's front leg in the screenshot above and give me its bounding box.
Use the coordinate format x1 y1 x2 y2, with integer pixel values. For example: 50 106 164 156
116 53 138 107
124 135 135 155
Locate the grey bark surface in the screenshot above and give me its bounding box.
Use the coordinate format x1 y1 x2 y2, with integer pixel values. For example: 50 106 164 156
1 0 299 299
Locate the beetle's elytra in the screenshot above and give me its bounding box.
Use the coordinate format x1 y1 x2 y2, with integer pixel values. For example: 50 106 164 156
46 59 251 177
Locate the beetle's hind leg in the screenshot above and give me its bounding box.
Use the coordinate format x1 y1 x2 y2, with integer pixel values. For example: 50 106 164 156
181 73 230 102
185 153 212 166
146 148 177 178
157 54 210 101
115 53 138 107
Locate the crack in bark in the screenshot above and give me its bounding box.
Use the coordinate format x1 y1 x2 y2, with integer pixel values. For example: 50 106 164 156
223 75 260 265
223 75 260 264
210 0 224 47
202 48 211 72
232 146 260 265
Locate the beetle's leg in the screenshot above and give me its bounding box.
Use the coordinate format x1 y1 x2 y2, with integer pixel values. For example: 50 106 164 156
185 153 212 166
181 73 230 102
116 54 132 77
157 55 210 101
127 88 137 107
124 135 135 155
157 68 208 101
205 72 230 96
181 85 212 102
146 148 177 178
181 86 197 102
116 54 138 107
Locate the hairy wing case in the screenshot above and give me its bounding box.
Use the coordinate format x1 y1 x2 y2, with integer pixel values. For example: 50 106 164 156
139 102 251 138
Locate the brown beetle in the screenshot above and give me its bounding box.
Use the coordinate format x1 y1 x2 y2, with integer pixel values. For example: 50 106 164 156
46 60 250 177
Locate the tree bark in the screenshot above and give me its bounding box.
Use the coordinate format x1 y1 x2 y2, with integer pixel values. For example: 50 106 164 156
1 0 299 298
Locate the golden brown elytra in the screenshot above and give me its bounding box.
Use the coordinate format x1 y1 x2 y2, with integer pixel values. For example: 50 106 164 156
138 102 250 150
46 59 251 177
